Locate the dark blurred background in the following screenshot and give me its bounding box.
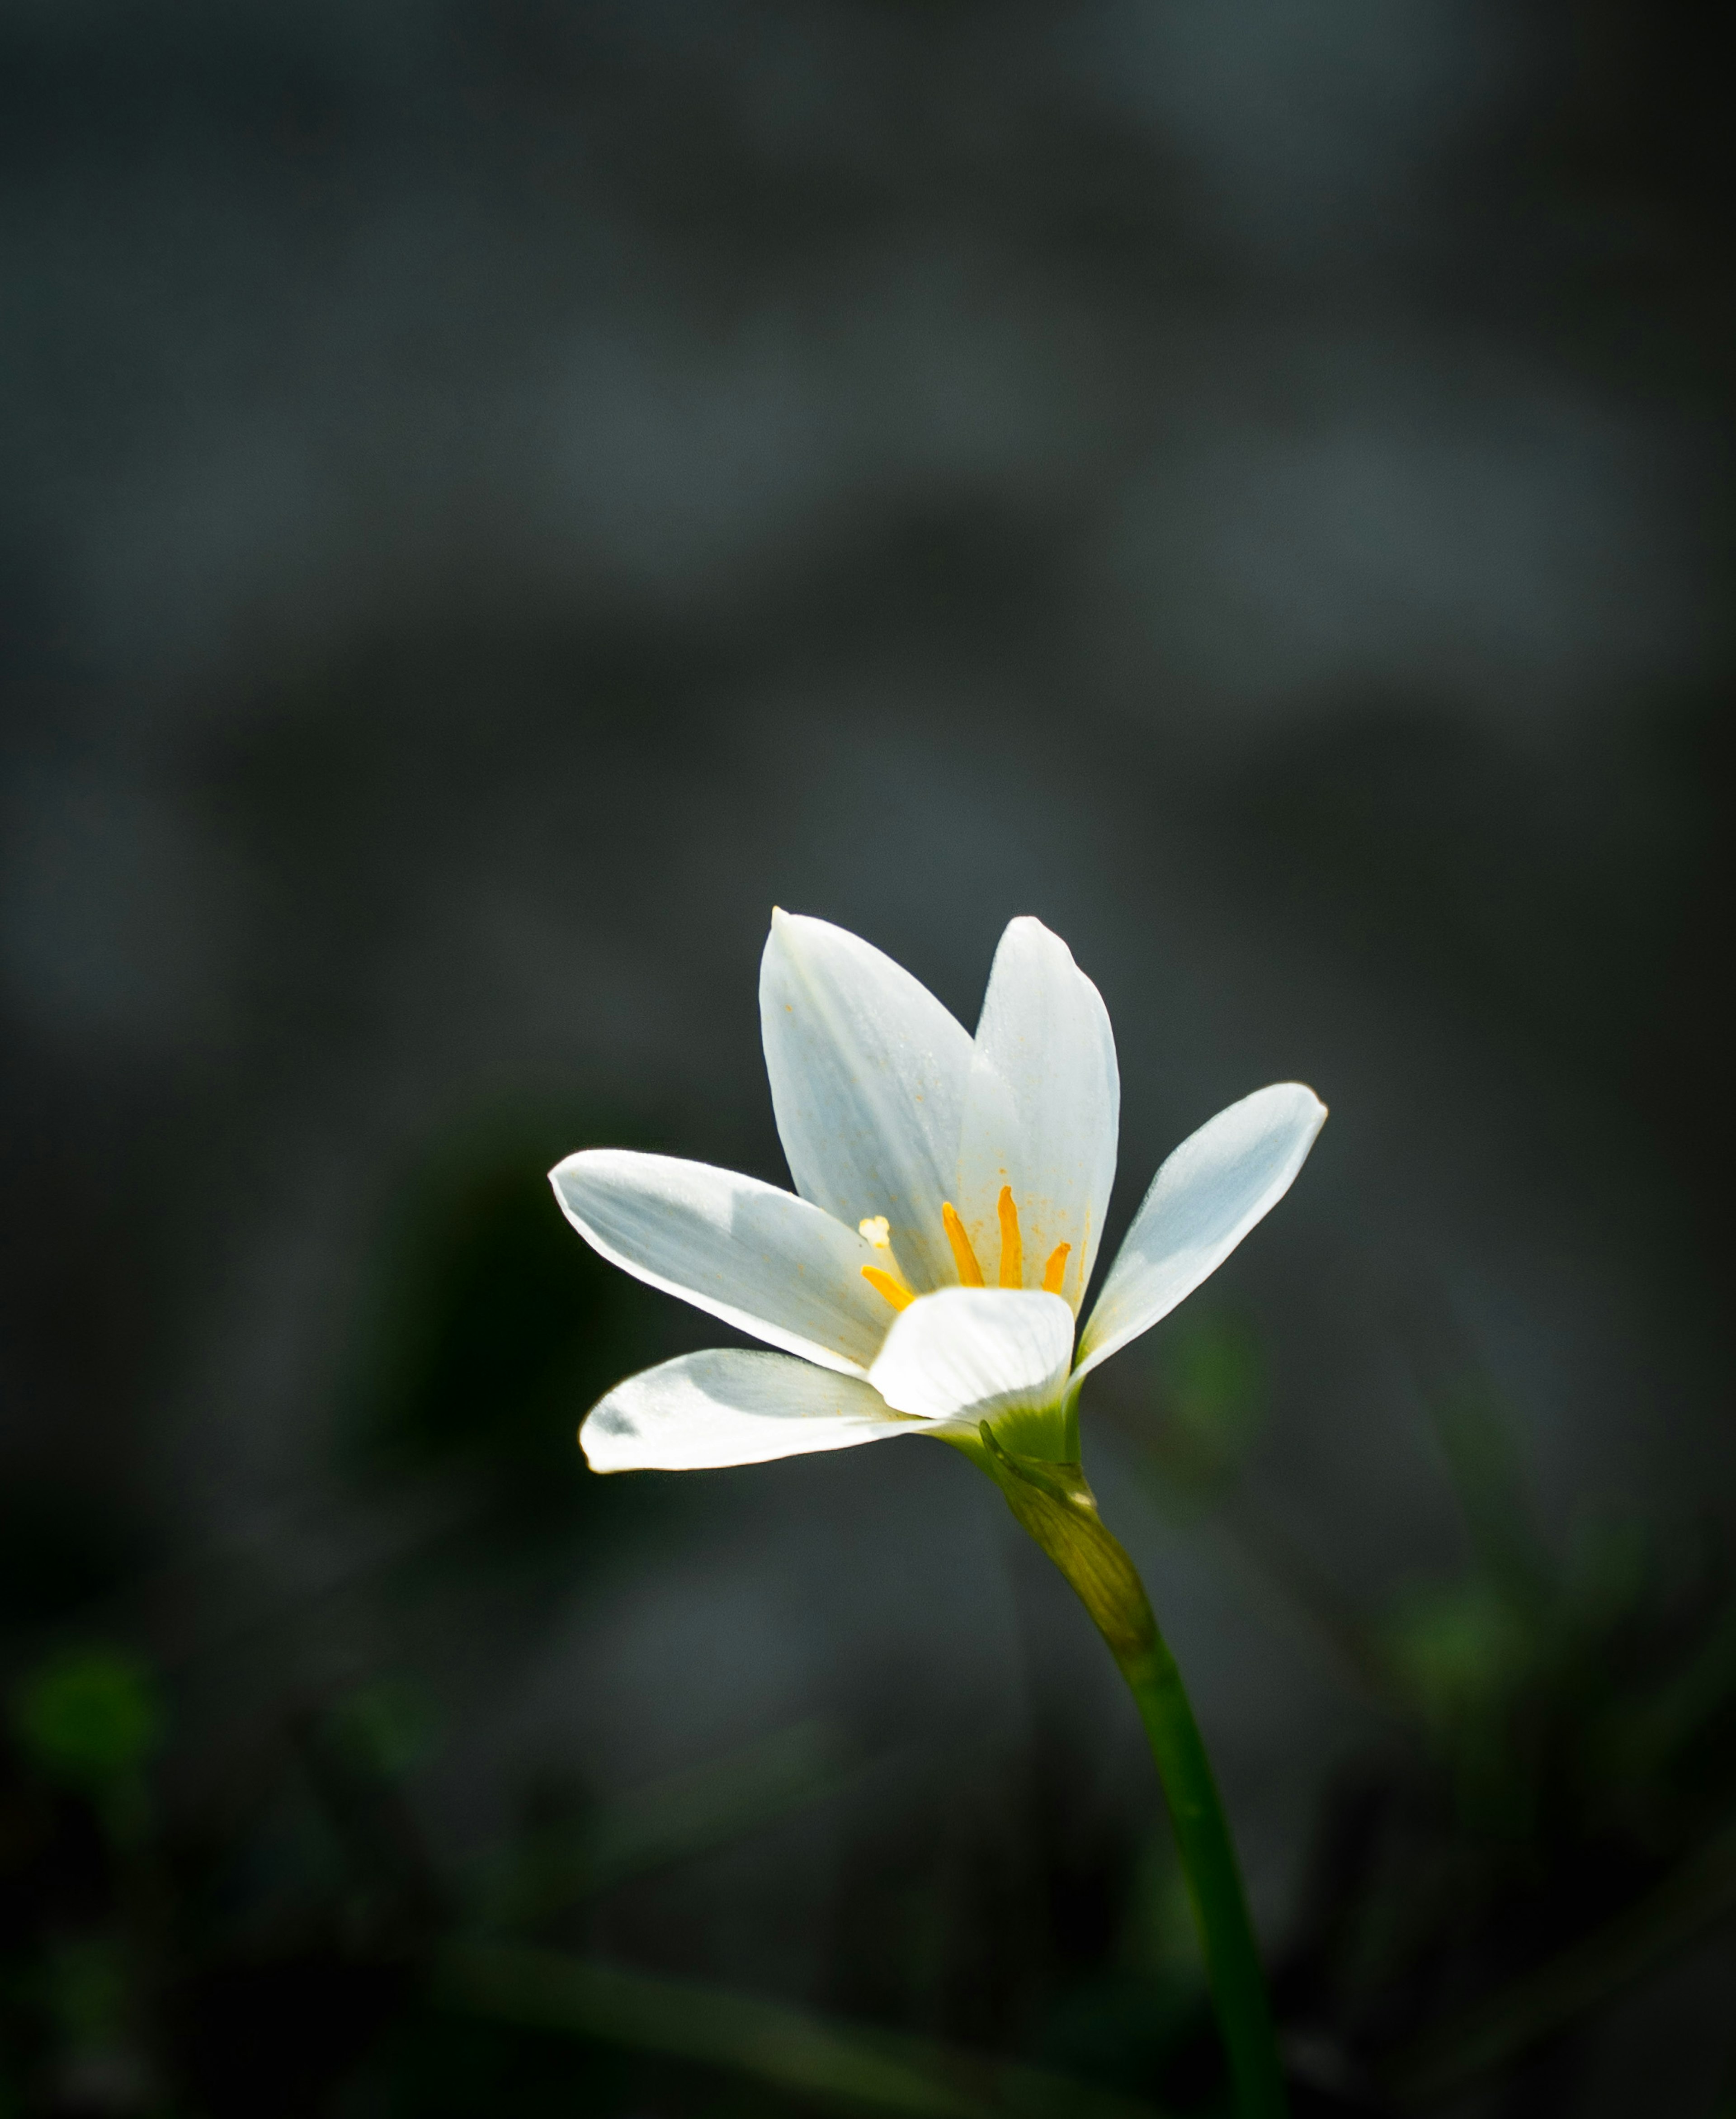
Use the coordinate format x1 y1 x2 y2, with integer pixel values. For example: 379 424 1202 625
3 4 1735 2114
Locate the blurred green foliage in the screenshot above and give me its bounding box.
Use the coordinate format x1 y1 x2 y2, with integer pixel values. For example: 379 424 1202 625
9 1651 163 1797
344 1110 647 1496
1123 1305 1736 2109
323 1679 439 1785
1138 1313 1267 1512
2 1632 1166 2119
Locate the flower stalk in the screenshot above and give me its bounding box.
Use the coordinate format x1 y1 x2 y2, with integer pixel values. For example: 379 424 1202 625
979 1428 1288 2119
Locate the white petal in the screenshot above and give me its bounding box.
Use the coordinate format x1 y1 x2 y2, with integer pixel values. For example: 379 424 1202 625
550 1149 893 1376
954 917 1118 1313
760 910 974 1294
868 1288 1075 1423
1074 1083 1326 1382
582 1350 913 1472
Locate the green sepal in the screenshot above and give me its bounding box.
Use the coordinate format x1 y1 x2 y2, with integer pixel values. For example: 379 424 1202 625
974 1424 1157 1665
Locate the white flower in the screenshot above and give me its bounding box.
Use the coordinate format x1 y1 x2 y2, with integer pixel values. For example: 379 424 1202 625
552 913 1325 1475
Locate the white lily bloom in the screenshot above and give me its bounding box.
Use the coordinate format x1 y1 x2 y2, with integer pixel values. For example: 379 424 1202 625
553 913 1325 1474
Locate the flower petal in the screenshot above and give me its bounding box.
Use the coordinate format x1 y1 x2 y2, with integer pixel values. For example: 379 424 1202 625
550 1149 892 1376
954 917 1118 1313
868 1287 1075 1424
760 910 974 1294
582 1349 913 1471
1074 1083 1326 1382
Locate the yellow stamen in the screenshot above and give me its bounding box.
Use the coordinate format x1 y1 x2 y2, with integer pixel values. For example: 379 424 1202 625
862 1265 915 1311
858 1218 914 1309
941 1201 985 1287
996 1186 1023 1289
1041 1241 1071 1295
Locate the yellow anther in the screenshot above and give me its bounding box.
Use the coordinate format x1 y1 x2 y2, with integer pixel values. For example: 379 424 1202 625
862 1265 915 1311
1041 1241 1071 1295
941 1201 984 1287
858 1218 913 1307
996 1186 1023 1289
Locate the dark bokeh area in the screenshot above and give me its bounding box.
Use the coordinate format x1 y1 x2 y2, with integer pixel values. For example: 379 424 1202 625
4 4 1736 2113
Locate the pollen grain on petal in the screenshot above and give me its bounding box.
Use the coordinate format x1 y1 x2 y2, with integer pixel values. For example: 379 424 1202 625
941 1201 985 1287
859 1216 893 1249
1041 1241 1071 1295
997 1186 1023 1289
861 1265 915 1311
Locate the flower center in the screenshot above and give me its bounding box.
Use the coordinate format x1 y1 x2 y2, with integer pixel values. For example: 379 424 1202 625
859 1191 1070 1313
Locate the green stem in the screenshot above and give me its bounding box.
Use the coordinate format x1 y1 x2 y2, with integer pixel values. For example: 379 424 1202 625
1118 1632 1287 2119
974 1426 1287 2119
